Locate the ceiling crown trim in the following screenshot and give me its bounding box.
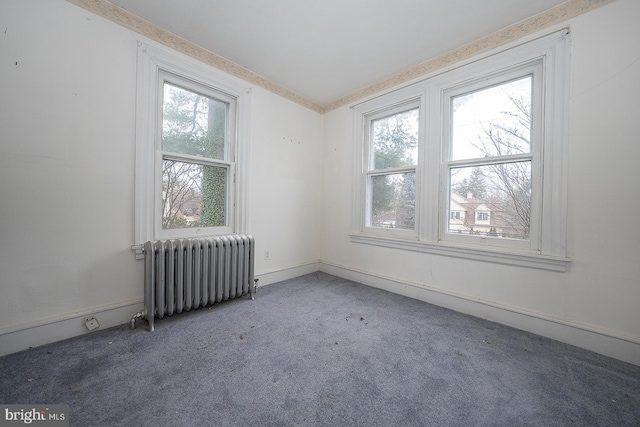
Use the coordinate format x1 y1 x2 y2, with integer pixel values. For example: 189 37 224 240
66 0 614 114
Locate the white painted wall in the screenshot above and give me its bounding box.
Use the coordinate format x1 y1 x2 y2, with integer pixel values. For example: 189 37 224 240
0 0 322 354
321 0 640 365
249 91 323 280
1 0 638 365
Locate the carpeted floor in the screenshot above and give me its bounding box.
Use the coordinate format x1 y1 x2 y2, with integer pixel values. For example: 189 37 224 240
1 272 639 426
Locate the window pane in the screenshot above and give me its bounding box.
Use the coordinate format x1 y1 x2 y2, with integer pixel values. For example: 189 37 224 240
162 83 229 160
448 162 531 239
370 172 415 230
371 108 419 169
162 159 227 229
450 76 532 161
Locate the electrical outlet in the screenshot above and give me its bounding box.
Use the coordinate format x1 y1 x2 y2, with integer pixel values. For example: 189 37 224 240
264 251 270 261
83 316 100 331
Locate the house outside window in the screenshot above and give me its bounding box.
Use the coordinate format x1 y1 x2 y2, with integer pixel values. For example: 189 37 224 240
133 42 251 255
351 30 570 271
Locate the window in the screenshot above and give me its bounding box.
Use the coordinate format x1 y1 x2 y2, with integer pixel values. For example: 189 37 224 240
159 75 236 236
352 30 570 271
442 65 541 250
365 102 419 233
133 43 251 255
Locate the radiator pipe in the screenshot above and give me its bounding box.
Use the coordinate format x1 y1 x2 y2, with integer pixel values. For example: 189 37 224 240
130 311 144 329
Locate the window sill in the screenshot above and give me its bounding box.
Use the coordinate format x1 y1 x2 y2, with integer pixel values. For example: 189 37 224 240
349 233 570 272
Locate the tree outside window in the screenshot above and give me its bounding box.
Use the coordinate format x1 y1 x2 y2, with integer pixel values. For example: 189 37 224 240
368 107 418 230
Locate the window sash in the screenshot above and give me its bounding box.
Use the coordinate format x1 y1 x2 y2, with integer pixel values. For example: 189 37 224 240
160 158 230 230
365 168 417 231
158 71 237 163
156 153 235 239
368 107 419 171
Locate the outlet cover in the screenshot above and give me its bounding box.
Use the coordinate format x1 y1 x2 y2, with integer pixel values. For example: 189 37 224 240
85 317 100 331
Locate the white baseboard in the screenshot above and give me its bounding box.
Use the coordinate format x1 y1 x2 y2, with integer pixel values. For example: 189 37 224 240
0 300 144 357
0 261 321 357
254 260 321 288
320 261 640 366
3 260 638 366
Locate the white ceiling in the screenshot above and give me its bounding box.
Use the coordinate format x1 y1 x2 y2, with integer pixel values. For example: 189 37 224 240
109 0 568 106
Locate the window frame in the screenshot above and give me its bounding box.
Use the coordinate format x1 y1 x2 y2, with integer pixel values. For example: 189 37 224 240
440 62 543 251
351 30 570 271
156 71 237 239
133 42 251 257
363 99 421 238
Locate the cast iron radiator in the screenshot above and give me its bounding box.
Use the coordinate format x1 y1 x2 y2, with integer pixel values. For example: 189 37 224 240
131 235 255 331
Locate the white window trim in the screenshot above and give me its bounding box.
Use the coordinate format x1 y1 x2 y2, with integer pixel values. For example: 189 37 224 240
132 42 251 258
351 29 571 272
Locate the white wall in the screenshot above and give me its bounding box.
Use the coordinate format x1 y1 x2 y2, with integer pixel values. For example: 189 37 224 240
2 0 638 366
0 0 322 355
249 91 323 280
321 0 640 365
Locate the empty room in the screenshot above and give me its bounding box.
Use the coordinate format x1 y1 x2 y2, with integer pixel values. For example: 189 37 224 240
1 0 639 425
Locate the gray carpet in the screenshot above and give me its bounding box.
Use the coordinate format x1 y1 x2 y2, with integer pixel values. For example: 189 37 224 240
1 272 639 426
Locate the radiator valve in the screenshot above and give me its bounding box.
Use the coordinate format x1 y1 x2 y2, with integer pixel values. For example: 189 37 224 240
130 311 144 330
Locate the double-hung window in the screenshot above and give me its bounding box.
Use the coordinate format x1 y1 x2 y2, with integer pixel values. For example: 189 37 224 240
159 73 236 236
364 101 420 234
133 43 250 256
442 63 542 251
352 30 570 271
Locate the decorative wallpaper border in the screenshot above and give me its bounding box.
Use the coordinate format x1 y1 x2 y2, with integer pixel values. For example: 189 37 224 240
66 0 615 114
64 0 324 113
324 0 616 113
